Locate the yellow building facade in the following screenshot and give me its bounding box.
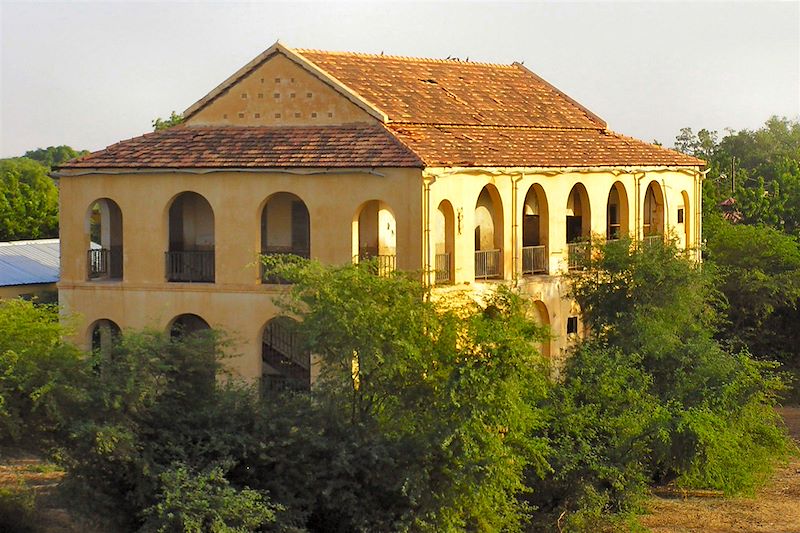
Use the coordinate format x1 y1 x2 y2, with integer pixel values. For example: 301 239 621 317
57 42 704 384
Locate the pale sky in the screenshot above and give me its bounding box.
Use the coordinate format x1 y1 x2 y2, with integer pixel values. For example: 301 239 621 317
1 1 799 158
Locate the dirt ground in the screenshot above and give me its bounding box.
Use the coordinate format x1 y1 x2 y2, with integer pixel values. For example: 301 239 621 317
641 407 800 533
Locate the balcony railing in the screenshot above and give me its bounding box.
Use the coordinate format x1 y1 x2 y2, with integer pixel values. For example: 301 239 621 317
567 242 590 270
475 249 501 280
434 252 451 284
261 246 310 284
165 250 215 282
521 245 547 275
357 246 396 276
643 234 663 248
87 247 123 280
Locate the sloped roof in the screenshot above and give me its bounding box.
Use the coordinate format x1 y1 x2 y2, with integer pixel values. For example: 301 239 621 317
389 125 703 167
0 239 60 287
297 49 605 129
60 44 705 171
62 124 423 169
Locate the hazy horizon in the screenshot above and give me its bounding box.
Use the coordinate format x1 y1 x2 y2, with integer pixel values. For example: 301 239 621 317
2 1 798 157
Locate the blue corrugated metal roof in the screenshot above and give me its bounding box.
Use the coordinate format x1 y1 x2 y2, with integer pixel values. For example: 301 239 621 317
0 239 60 287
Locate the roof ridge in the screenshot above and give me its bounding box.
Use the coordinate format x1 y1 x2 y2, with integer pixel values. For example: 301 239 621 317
388 123 603 132
295 48 518 69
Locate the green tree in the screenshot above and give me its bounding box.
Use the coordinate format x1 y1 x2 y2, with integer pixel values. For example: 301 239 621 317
23 145 89 168
252 259 552 532
152 111 184 131
564 239 789 495
0 299 86 450
0 158 59 240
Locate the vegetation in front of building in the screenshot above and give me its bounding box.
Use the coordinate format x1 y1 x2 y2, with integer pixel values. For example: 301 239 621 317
0 238 793 531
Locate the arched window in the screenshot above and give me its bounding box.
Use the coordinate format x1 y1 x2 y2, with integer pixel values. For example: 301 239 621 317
643 181 665 243
434 200 455 284
566 184 591 269
531 300 551 359
522 184 548 275
353 200 396 276
169 313 210 339
262 316 310 392
474 185 503 280
166 192 215 282
89 319 121 354
606 182 630 241
86 199 123 280
261 192 310 283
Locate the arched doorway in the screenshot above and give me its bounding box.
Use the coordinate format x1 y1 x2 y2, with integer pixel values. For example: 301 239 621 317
522 184 548 275
566 183 591 269
606 182 629 241
86 198 123 280
166 192 215 282
434 200 454 284
474 184 503 280
88 319 121 354
643 181 665 244
261 192 310 283
531 300 551 359
353 200 396 276
262 316 310 392
169 313 210 339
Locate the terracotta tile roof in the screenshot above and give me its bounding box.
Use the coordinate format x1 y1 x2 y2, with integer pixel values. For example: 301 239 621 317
59 124 423 169
297 49 605 129
388 124 705 168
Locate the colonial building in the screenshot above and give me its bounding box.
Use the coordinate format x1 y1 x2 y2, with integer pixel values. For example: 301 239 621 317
56 42 704 386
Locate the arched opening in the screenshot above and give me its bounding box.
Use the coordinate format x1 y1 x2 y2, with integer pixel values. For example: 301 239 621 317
88 319 121 354
169 313 210 339
353 200 396 276
531 300 551 358
474 184 503 280
606 182 630 241
86 198 123 280
680 190 691 250
262 316 310 392
166 192 215 282
566 183 591 269
522 184 548 275
434 200 455 284
261 192 310 283
643 181 665 244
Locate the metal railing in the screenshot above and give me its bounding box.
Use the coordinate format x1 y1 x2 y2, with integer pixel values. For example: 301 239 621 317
434 252 451 284
567 242 590 270
357 247 396 276
263 319 309 370
165 250 215 282
87 247 123 280
261 246 310 284
475 249 501 280
643 234 663 248
521 245 547 275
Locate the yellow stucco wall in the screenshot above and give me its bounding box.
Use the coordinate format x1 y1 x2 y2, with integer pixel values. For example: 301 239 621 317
187 53 376 127
60 50 703 381
58 167 423 379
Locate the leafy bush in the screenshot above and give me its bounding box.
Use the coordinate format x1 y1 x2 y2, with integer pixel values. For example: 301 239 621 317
60 329 264 530
140 463 277 533
258 259 552 532
560 238 791 503
0 299 86 449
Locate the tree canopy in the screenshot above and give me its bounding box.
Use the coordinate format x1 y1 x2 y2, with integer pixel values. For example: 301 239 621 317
0 158 59 241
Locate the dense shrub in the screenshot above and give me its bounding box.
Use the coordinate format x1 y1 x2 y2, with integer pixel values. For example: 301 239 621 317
535 237 793 528
0 299 86 449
